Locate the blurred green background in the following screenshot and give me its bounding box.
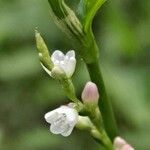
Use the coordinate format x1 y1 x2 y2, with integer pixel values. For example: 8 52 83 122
0 0 149 150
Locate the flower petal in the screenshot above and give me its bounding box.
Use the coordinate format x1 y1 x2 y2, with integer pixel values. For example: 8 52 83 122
64 57 76 78
50 121 69 135
61 125 74 137
45 106 78 137
66 50 75 59
51 50 65 63
44 111 58 124
50 124 63 134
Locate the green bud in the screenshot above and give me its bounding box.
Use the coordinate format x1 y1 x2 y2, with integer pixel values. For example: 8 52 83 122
35 30 54 71
47 0 103 64
48 0 83 38
76 116 93 130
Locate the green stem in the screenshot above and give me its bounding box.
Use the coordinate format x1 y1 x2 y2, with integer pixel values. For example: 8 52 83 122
59 78 84 111
101 130 114 150
60 78 79 103
88 106 114 150
86 58 117 140
91 125 114 150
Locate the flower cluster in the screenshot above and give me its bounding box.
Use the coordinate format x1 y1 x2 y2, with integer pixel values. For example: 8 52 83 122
35 32 135 148
43 50 100 136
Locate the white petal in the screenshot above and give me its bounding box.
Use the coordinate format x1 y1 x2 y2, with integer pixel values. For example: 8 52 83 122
53 59 60 65
50 124 63 134
61 125 74 137
60 61 65 65
45 106 78 124
60 106 78 124
67 58 76 78
54 106 69 114
45 106 78 137
53 113 66 126
54 106 78 126
50 121 68 135
51 50 65 63
44 111 58 124
44 107 65 123
66 50 75 58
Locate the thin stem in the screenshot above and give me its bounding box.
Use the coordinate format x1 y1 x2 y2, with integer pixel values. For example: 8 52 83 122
101 130 114 150
88 106 114 150
91 125 114 150
86 58 117 140
60 78 79 103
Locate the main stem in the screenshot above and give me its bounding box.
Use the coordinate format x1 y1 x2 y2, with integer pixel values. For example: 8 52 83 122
86 56 117 140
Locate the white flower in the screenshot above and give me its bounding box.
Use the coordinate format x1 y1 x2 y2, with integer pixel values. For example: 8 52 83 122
50 50 76 78
114 137 134 150
44 106 78 137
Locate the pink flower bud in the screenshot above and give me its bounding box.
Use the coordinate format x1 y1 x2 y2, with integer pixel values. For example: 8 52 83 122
114 137 127 149
113 136 134 150
122 144 134 150
81 81 99 104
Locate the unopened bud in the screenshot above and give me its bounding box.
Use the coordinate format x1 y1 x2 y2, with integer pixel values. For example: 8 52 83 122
122 144 134 150
35 30 53 70
114 136 134 150
76 116 93 130
114 137 126 149
81 81 99 104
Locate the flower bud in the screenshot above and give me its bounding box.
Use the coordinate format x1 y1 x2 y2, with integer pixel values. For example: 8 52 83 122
114 137 127 149
76 116 93 130
113 136 134 150
81 81 99 104
35 30 53 70
121 144 134 150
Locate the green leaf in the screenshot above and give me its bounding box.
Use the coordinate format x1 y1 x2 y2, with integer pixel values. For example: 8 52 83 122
78 0 106 32
48 0 65 19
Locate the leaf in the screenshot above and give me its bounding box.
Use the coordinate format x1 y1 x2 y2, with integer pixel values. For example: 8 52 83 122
48 0 65 19
78 0 106 32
